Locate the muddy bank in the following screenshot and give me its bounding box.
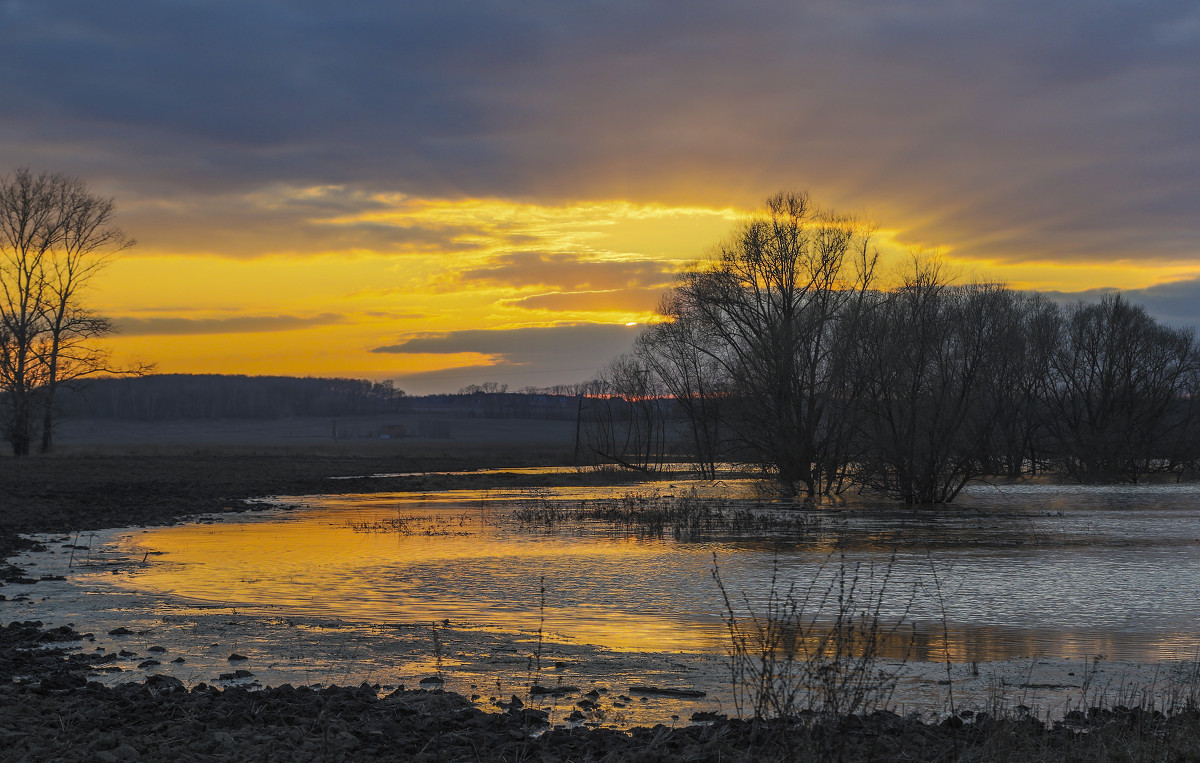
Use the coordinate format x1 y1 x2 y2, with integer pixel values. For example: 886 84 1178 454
5 621 1200 762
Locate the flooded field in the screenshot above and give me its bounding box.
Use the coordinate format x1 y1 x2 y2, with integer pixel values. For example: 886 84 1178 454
6 479 1200 725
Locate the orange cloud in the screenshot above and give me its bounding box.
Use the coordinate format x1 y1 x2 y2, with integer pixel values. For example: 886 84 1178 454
113 313 344 336
459 252 677 291
501 288 668 314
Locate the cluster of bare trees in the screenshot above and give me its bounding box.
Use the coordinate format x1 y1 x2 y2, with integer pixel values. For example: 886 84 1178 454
0 169 131 454
583 192 1200 502
579 356 669 471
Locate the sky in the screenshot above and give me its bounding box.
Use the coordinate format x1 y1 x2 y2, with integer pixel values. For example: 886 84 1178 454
1 1 1198 394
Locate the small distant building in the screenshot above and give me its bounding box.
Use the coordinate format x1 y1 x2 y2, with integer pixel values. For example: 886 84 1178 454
380 424 407 439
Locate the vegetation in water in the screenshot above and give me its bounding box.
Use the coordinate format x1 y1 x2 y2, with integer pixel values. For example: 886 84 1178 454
510 489 820 540
711 554 1200 761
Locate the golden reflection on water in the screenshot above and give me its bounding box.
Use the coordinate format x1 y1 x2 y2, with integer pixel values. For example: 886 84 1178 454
107 484 1200 663
120 502 732 653
727 620 1200 664
901 625 1200 663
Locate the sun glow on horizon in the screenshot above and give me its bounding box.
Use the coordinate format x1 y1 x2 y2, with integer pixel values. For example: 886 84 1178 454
86 187 1200 392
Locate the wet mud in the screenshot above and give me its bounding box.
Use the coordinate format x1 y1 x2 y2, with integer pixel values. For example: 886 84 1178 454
5 620 1200 761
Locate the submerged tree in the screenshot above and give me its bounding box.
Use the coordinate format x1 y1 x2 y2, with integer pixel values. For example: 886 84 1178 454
0 168 133 455
610 189 1200 501
983 291 1060 477
850 261 1026 503
658 191 879 496
1038 293 1198 482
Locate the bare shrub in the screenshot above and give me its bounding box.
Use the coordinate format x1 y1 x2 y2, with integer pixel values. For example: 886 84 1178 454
713 553 915 721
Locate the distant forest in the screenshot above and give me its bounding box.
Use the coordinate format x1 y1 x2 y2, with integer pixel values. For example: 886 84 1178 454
55 374 581 421
56 375 409 420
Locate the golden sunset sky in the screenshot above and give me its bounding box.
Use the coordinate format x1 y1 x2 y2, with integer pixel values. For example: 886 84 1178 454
3 2 1198 393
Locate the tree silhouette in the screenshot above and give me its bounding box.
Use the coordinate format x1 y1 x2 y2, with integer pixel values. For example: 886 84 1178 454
0 168 133 454
627 192 1200 501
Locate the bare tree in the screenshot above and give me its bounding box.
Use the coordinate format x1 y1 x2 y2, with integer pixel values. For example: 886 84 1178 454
850 261 1022 503
1038 293 1198 482
634 294 725 478
581 354 668 472
985 292 1059 477
1161 359 1200 474
620 190 1200 500
658 191 878 495
0 168 133 455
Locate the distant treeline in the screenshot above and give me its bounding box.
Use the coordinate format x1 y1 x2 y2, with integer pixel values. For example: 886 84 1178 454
55 375 584 422
56 375 409 421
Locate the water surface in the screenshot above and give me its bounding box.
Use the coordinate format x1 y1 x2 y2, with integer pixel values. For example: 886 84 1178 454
100 482 1200 662
7 480 1200 724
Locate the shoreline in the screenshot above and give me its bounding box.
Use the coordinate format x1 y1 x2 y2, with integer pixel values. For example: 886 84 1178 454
4 618 1199 761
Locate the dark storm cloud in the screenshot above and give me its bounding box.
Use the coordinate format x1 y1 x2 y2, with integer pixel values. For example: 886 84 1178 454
113 313 344 336
1 1 1198 263
458 253 676 290
0 0 534 192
